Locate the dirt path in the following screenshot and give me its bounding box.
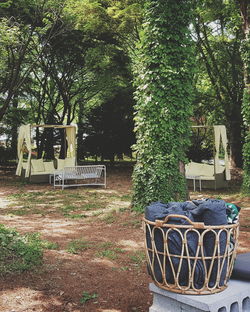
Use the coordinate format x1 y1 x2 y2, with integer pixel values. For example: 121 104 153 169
0 166 250 312
0 167 153 312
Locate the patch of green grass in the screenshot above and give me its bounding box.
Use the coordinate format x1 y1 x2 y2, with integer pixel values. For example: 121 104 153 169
9 191 45 200
0 226 43 274
101 213 117 224
122 219 141 228
61 204 78 214
41 240 59 250
7 206 44 216
98 242 115 249
119 207 129 212
60 201 105 217
67 193 85 199
96 242 125 260
91 211 103 217
96 249 118 260
67 213 87 219
83 202 104 210
10 208 29 216
129 251 145 266
66 239 91 254
120 194 132 201
7 191 63 216
80 291 98 304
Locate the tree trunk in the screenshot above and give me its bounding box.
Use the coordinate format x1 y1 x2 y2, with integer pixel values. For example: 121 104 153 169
229 122 243 168
44 128 54 160
10 97 18 159
59 129 67 159
132 0 195 211
77 103 84 162
228 104 244 168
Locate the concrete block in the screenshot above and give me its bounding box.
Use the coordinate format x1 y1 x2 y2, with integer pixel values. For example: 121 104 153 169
149 280 250 312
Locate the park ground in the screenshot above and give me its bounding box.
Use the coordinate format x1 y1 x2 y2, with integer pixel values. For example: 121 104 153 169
0 165 250 312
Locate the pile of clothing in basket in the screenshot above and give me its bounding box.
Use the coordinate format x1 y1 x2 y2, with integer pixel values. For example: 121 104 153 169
145 199 240 289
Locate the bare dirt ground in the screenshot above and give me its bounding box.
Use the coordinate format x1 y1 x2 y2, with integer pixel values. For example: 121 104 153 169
0 165 249 312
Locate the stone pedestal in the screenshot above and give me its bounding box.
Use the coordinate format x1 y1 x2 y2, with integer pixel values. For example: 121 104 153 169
149 280 250 312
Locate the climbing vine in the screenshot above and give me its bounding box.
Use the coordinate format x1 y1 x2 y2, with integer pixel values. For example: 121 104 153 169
241 37 250 191
132 0 195 211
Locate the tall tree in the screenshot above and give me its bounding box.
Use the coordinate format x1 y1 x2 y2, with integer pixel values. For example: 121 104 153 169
82 86 135 161
132 0 195 211
194 1 244 168
0 0 65 122
239 0 250 191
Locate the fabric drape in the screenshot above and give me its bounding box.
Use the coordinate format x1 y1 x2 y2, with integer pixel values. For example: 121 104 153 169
213 125 221 174
66 126 76 158
220 126 231 180
16 124 77 178
16 125 32 177
213 125 230 180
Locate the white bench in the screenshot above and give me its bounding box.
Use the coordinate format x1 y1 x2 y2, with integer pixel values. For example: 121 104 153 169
53 165 106 189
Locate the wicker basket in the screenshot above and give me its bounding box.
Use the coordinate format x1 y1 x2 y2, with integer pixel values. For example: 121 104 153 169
143 214 239 295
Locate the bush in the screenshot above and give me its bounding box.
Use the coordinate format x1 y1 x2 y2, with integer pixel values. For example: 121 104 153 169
0 224 43 274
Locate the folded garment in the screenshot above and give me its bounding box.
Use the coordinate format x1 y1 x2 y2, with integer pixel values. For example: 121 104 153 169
226 203 241 224
145 199 230 288
231 253 250 280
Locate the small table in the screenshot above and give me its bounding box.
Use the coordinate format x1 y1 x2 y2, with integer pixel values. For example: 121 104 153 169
186 175 202 191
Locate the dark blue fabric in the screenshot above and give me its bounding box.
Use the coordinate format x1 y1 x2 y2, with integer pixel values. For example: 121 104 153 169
191 199 228 225
145 199 229 288
232 253 250 280
145 201 196 222
190 199 228 286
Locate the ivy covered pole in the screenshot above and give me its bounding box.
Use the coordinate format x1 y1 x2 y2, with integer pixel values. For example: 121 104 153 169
132 0 195 211
240 1 250 192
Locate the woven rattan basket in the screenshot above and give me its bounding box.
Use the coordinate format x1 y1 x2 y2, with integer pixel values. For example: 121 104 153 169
143 214 239 295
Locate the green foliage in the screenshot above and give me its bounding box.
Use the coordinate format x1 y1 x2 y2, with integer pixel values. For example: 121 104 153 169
80 291 98 304
240 6 250 191
41 240 59 250
0 18 20 71
129 250 145 266
82 87 135 161
132 0 195 211
96 249 118 260
0 225 43 274
242 74 250 191
193 0 244 167
66 239 91 254
96 241 125 260
242 131 250 192
0 146 15 163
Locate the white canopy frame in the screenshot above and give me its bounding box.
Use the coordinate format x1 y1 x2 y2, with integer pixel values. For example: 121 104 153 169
16 124 77 178
190 125 231 181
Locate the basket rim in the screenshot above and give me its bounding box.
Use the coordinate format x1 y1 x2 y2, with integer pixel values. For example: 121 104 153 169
143 214 239 230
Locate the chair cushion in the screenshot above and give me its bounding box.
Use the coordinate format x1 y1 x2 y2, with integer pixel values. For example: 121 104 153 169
185 162 225 178
57 158 65 170
31 159 45 172
56 157 75 170
232 252 250 280
64 157 75 167
43 161 54 172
